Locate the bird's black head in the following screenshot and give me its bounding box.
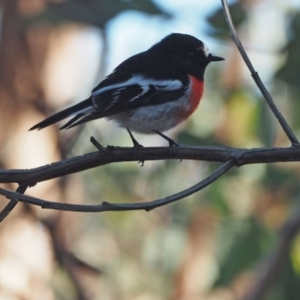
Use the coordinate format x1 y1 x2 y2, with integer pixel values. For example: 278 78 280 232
152 33 224 80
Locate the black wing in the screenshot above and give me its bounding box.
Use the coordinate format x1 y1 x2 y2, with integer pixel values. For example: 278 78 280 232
66 72 188 128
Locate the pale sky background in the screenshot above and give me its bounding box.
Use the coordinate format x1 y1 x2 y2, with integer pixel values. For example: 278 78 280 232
105 0 300 74
106 0 227 73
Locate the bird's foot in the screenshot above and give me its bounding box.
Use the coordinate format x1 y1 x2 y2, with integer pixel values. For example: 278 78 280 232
133 144 144 166
127 128 144 148
153 130 181 148
126 129 145 165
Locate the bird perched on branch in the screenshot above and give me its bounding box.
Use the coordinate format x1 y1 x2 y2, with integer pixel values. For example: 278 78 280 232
30 33 224 146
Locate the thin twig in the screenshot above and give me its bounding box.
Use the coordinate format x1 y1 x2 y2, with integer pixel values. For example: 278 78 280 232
0 185 28 222
0 159 235 213
221 0 299 145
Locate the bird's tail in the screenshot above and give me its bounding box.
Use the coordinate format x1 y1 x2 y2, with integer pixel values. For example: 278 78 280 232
29 98 93 131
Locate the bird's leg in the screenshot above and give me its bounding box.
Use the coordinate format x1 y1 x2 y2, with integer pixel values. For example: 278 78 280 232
126 128 144 166
153 130 181 147
126 128 143 148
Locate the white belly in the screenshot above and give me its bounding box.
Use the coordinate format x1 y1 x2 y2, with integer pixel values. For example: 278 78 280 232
108 92 195 133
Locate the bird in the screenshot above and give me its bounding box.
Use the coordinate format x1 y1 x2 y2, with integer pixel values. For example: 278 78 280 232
29 33 224 147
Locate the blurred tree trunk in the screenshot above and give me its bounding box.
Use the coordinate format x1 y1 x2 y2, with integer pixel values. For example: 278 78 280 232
0 1 88 299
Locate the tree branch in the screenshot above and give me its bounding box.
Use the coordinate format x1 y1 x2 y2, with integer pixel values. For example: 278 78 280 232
0 145 299 186
221 0 299 145
0 159 235 213
0 184 28 222
0 144 298 220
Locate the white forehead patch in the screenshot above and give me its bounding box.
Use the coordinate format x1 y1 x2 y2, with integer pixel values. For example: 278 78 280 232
202 43 210 57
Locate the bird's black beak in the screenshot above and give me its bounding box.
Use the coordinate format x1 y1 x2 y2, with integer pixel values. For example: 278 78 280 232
208 54 224 62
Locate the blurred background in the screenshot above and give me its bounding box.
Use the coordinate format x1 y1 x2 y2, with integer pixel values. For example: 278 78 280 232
0 0 300 299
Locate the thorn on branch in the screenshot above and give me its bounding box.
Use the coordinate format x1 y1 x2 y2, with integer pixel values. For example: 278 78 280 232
90 136 105 151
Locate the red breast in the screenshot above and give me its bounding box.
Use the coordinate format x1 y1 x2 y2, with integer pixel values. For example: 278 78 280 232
188 75 204 114
175 75 204 123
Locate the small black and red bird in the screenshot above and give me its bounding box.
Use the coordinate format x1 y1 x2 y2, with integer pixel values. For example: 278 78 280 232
30 33 224 146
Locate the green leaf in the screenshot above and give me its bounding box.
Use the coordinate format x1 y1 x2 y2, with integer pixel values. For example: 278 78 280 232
214 217 271 287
